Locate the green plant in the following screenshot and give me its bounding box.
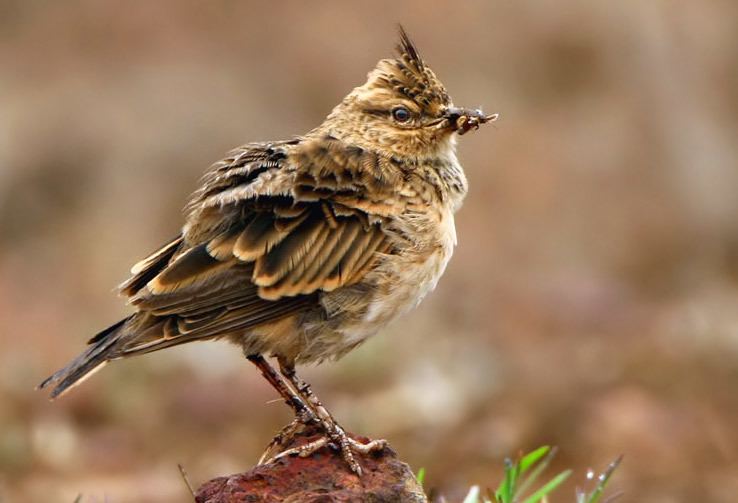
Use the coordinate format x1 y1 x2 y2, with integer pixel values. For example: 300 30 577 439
576 455 623 503
417 467 427 487
457 447 621 503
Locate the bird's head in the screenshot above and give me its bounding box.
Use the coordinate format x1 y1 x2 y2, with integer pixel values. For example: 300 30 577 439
318 26 497 161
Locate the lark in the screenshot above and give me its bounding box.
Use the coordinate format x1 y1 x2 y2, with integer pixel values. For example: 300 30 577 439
39 27 496 474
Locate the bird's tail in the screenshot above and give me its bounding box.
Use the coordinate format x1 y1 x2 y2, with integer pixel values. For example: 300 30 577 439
38 317 130 399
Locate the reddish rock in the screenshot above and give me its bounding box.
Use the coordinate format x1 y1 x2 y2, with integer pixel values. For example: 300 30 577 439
195 426 427 502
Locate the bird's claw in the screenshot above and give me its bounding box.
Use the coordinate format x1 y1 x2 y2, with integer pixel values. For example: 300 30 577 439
262 430 387 476
257 409 321 464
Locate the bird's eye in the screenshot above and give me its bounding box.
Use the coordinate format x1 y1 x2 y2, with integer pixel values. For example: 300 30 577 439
391 106 412 123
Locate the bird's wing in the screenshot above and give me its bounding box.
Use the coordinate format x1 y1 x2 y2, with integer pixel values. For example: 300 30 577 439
113 136 400 355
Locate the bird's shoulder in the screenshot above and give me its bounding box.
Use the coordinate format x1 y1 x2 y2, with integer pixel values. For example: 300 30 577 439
185 134 426 230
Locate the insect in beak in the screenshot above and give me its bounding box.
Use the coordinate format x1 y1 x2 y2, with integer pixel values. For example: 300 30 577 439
444 107 499 135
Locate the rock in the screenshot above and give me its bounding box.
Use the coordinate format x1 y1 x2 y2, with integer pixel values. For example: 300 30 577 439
195 426 427 502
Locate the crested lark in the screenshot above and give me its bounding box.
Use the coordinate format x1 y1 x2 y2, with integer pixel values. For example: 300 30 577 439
40 27 496 474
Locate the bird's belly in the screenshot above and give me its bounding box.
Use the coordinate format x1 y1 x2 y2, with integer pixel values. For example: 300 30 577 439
338 209 458 349
289 208 458 364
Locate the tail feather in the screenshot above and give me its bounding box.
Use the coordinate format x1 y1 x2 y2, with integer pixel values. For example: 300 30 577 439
39 317 130 399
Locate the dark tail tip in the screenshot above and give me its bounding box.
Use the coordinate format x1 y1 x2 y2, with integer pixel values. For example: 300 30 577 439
37 318 128 399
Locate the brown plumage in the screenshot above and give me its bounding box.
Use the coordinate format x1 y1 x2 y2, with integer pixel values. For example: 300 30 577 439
39 26 496 474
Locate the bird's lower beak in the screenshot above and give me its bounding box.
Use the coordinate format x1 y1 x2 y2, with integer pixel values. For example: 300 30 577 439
443 107 498 135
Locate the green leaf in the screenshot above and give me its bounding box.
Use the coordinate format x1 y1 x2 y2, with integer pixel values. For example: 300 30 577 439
521 469 572 503
516 447 558 498
519 446 550 474
416 467 426 487
495 458 516 503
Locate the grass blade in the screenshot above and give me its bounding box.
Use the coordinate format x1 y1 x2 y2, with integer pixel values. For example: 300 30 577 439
501 458 516 502
519 446 550 474
516 447 558 498
586 455 623 503
416 467 426 487
521 469 572 503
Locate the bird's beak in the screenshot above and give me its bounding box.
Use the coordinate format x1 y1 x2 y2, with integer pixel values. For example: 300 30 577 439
443 106 498 135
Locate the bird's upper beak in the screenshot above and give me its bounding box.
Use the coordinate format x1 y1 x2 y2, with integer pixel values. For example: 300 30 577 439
442 106 498 135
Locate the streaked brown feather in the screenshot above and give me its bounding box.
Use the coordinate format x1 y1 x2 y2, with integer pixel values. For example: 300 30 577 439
174 296 313 342
206 226 243 260
119 236 183 296
109 137 402 357
131 264 254 313
349 235 391 284
150 285 252 318
253 210 326 285
233 213 284 261
119 293 314 356
260 220 354 299
233 208 310 262
147 244 228 294
273 224 333 294
273 201 308 218
336 227 383 282
302 220 363 286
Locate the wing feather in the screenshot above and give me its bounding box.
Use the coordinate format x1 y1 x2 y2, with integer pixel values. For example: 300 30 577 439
253 210 326 286
41 136 404 398
147 245 226 294
119 236 183 296
106 138 396 357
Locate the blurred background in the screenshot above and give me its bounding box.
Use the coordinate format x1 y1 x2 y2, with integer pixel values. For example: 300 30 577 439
1 1 737 501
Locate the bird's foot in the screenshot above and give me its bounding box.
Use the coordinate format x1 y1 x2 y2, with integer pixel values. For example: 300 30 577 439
257 358 386 475
264 424 387 476
258 410 320 465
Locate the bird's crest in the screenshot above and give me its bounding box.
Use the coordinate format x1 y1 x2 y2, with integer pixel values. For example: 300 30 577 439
397 25 424 73
359 26 450 112
390 26 450 108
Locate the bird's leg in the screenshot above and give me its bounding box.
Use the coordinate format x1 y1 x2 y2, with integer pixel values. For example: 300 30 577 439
272 358 387 476
246 354 319 463
247 354 316 421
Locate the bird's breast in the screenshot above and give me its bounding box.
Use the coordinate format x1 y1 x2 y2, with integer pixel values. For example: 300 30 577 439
294 203 458 363
346 204 457 342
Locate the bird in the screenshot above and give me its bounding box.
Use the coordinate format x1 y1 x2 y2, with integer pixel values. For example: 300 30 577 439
39 26 497 475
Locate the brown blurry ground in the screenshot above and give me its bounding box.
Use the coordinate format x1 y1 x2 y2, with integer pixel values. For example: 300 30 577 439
1 1 738 502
